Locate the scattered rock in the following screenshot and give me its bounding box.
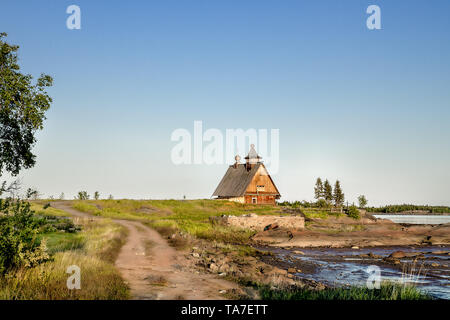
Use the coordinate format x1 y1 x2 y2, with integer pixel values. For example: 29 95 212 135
368 252 382 259
218 272 227 277
191 252 200 258
209 263 219 272
264 223 279 231
389 251 406 259
431 263 439 267
287 274 294 279
296 269 302 273
219 290 227 294
287 267 297 273
218 264 231 273
432 251 447 255
293 250 305 255
351 246 359 250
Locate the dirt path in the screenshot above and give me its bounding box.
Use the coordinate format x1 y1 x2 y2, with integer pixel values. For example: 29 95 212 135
52 202 240 300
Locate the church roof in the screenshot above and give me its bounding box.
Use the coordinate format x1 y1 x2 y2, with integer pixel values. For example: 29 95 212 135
212 162 280 198
212 163 262 197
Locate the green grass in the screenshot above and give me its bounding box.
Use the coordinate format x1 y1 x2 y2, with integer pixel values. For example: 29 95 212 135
30 201 70 217
39 232 85 254
0 217 129 299
302 209 345 219
71 199 280 244
258 282 431 300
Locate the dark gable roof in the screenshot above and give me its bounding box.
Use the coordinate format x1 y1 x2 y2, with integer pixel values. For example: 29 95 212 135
212 163 261 197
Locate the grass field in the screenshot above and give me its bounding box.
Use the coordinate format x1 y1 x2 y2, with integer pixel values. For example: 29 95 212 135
0 203 129 299
71 199 282 244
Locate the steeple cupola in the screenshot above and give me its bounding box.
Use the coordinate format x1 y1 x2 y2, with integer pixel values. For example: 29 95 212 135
245 144 262 169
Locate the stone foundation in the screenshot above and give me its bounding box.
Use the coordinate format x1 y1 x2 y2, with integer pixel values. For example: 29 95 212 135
224 214 304 231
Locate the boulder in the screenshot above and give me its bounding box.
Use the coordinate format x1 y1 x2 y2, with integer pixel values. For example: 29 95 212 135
368 252 382 259
209 263 219 272
218 264 231 273
389 251 406 259
432 251 447 255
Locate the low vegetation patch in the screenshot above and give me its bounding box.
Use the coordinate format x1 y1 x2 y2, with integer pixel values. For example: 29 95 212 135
0 201 129 299
258 282 431 300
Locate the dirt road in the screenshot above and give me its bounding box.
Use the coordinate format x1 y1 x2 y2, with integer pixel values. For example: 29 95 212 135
52 202 240 300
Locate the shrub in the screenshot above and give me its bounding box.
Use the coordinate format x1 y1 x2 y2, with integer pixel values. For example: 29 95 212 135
347 205 360 219
76 191 89 200
316 199 328 208
0 199 50 274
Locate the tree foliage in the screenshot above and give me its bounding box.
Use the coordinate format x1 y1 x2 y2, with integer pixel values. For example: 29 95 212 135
358 195 368 208
333 180 345 208
323 179 333 204
76 191 89 200
0 33 53 176
0 34 52 274
0 197 49 274
314 177 323 200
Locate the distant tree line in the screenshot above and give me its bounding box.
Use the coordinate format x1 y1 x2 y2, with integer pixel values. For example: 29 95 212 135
278 178 368 219
366 204 450 214
74 191 114 200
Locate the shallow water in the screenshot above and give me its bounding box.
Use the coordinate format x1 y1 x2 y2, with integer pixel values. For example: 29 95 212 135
260 245 450 299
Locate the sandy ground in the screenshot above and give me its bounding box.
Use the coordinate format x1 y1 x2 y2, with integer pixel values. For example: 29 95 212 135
52 202 241 300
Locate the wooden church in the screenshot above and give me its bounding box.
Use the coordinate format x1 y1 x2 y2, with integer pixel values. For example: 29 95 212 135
212 145 281 205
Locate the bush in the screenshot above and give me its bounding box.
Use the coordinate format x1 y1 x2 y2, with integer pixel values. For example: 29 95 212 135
76 191 89 200
0 199 50 274
316 199 328 208
347 205 360 219
36 215 81 233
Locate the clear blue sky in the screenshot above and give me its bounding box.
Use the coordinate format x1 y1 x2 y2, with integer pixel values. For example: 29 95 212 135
1 1 449 205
